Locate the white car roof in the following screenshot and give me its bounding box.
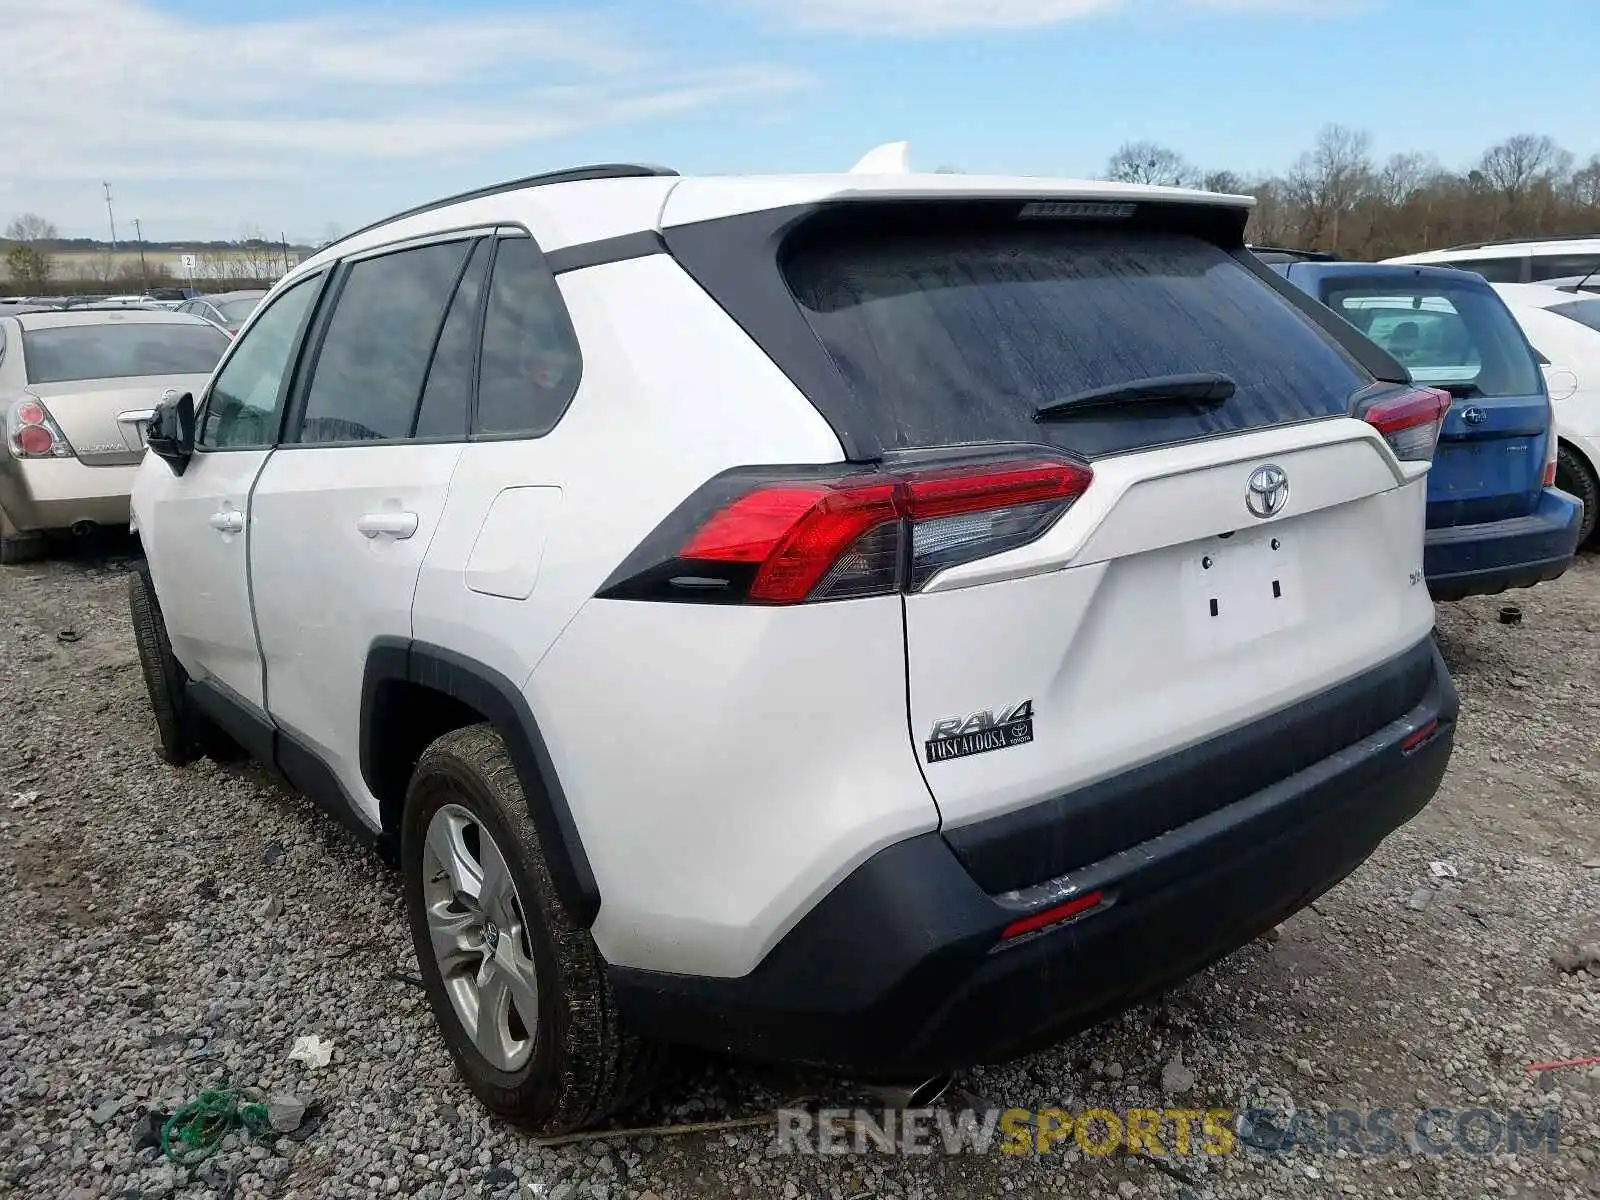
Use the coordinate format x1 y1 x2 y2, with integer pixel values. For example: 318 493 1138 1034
13 308 217 331
291 165 1255 285
1490 282 1578 310
1384 237 1600 265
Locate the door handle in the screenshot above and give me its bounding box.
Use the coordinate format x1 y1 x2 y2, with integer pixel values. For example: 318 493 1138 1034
356 511 419 540
208 510 245 534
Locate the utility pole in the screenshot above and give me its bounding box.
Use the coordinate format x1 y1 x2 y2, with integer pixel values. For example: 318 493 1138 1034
280 231 290 276
103 182 119 251
132 218 149 291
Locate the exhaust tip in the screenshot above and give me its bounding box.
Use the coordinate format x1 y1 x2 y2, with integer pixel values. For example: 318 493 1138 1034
71 520 99 537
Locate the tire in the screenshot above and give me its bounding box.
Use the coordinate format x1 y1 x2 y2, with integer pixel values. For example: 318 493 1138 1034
1555 443 1599 547
402 724 659 1131
127 567 243 765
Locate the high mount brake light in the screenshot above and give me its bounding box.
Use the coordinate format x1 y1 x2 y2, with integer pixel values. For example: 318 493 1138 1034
604 456 1094 606
1360 386 1452 463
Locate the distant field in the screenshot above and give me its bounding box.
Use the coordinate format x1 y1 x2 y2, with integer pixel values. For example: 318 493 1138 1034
3 247 308 289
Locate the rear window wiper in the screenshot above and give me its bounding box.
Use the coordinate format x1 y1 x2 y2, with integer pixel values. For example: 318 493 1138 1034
1033 372 1236 421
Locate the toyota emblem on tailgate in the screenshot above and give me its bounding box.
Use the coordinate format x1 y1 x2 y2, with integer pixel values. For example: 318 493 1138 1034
1245 464 1290 519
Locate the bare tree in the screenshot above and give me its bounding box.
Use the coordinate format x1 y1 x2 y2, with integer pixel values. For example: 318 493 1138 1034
1569 156 1600 210
1200 169 1248 195
4 213 59 244
1478 134 1572 233
1285 124 1373 251
1104 141 1194 188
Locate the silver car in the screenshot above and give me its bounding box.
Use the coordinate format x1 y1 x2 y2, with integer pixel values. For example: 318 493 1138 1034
1 308 228 562
175 290 268 337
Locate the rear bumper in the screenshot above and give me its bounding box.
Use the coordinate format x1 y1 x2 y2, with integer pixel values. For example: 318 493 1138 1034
609 638 1458 1076
0 458 136 535
1424 487 1582 602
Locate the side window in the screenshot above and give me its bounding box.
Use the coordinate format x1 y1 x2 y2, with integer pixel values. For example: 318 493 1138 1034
1531 254 1600 282
295 240 470 444
474 237 582 437
198 276 321 450
1457 257 1524 283
414 240 489 439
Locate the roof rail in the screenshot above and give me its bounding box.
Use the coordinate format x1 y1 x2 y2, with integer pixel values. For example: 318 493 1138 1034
321 163 679 257
1435 232 1600 251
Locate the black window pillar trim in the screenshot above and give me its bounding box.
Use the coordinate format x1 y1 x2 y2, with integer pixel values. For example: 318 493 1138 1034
361 637 602 927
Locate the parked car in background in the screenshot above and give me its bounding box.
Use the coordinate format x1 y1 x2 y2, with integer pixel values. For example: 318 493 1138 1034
176 290 267 337
1492 282 1600 544
146 286 201 303
1383 235 1600 286
130 162 1457 1130
1 308 229 562
1276 261 1582 599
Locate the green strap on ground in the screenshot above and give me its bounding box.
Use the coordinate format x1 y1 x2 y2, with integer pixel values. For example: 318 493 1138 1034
160 1089 276 1164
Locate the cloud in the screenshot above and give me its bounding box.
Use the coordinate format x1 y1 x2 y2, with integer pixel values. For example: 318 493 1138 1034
739 0 1369 34
0 0 806 183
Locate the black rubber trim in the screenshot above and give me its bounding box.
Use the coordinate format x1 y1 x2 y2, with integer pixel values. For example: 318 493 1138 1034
184 678 385 847
944 636 1438 894
608 640 1458 1076
546 230 667 276
361 638 601 927
185 679 274 764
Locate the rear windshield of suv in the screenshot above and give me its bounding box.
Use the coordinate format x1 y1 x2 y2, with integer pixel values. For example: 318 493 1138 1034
22 321 229 385
783 226 1368 459
1321 278 1542 399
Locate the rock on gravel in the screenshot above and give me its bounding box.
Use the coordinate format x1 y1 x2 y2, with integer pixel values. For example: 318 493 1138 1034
2 536 1598 1200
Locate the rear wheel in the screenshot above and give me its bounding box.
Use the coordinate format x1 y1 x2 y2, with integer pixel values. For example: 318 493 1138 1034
402 724 658 1131
127 567 243 765
1556 443 1598 547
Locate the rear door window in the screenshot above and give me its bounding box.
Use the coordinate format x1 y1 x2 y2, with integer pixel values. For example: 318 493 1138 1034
295 240 470 443
783 226 1368 458
1323 280 1542 398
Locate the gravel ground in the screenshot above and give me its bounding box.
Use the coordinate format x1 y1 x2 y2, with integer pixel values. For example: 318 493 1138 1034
1 536 1596 1200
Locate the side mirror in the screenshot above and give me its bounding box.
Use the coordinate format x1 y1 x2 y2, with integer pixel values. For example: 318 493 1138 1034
146 390 196 476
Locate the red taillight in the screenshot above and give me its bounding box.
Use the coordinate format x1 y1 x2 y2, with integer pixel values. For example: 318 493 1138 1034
1001 889 1106 940
1401 718 1440 754
7 396 72 460
605 456 1093 606
1359 386 1451 462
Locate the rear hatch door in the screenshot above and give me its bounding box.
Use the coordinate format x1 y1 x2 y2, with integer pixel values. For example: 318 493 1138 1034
1303 265 1550 526
773 210 1439 894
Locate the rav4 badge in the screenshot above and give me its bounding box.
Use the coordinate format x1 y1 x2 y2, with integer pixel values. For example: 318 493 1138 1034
925 701 1034 764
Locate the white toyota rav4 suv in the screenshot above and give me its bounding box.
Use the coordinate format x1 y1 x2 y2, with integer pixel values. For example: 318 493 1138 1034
129 163 1459 1131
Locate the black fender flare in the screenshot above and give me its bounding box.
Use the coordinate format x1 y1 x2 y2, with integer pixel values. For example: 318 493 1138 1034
362 637 601 927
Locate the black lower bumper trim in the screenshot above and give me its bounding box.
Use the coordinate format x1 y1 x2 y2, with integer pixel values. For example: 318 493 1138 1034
609 638 1458 1076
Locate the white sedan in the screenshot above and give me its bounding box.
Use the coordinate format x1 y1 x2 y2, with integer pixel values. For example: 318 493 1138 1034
1493 283 1600 545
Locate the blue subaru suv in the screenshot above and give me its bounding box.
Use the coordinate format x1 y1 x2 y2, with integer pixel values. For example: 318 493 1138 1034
1275 261 1583 601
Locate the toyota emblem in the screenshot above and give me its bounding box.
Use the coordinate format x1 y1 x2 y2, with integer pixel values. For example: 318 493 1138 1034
1245 464 1290 519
